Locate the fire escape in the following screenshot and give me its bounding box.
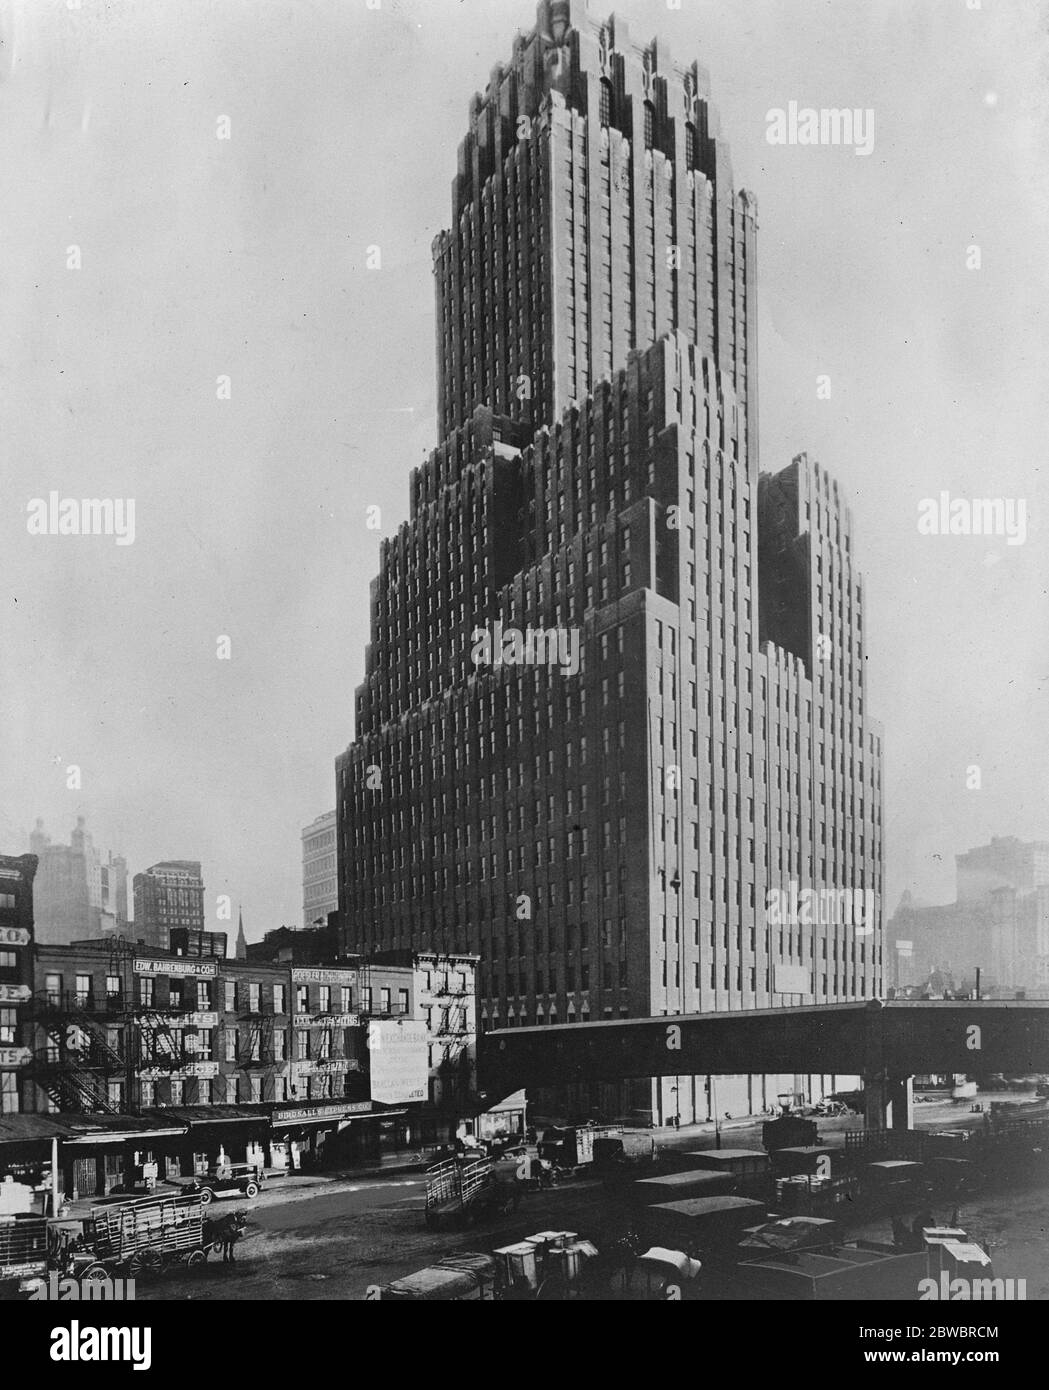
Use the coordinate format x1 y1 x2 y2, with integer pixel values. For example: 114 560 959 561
433 970 474 1110
237 985 275 1100
29 939 136 1114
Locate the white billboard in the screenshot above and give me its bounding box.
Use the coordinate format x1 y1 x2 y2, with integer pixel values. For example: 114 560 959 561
368 1019 428 1104
773 964 811 995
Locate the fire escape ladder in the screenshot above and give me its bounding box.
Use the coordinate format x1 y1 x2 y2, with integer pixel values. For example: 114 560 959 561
137 1014 184 1070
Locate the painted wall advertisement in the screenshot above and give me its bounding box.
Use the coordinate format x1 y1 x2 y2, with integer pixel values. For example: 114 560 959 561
368 1019 428 1104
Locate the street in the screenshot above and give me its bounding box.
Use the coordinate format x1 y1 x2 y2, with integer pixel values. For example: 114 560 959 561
135 1173 616 1301
135 1108 1049 1300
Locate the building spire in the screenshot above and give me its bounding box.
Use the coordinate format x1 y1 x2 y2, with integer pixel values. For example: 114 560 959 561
235 905 247 960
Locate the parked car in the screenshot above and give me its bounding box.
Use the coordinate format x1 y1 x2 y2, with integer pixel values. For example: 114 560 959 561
828 1090 865 1114
186 1164 263 1205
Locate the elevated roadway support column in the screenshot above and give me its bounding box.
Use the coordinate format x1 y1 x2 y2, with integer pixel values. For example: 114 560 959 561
863 1074 914 1131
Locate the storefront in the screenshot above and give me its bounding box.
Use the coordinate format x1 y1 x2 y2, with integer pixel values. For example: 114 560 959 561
267 1100 388 1171
0 1114 72 1215
57 1115 187 1201
140 1106 270 1180
473 1090 528 1144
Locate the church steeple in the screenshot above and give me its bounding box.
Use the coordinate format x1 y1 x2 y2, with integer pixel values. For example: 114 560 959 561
235 906 247 960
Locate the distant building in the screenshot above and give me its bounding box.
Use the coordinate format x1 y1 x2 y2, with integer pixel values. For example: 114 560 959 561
27 818 126 944
891 837 1049 996
132 861 205 952
302 812 337 929
169 927 228 960
99 852 128 934
956 837 1049 902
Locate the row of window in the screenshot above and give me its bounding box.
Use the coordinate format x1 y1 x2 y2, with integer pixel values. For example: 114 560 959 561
38 975 406 1018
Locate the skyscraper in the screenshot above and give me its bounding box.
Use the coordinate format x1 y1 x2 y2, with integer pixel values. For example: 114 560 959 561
302 810 338 928
337 0 883 1122
132 861 206 952
27 817 126 944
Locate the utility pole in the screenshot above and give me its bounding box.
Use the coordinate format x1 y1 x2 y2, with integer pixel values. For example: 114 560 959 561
711 1073 722 1149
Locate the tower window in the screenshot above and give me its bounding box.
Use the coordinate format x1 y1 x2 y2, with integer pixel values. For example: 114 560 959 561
644 101 655 150
600 79 613 128
685 121 696 168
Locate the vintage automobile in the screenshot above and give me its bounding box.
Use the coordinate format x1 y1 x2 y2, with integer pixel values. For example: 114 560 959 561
610 1246 703 1301
186 1164 263 1205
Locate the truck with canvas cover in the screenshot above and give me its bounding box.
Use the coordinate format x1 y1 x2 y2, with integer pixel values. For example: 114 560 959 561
379 1252 497 1301
642 1195 767 1264
630 1168 736 1209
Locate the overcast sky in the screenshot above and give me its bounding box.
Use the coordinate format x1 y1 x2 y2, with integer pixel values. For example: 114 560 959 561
1 0 1047 935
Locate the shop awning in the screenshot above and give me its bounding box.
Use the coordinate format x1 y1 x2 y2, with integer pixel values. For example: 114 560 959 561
55 1114 188 1146
0 1115 81 1146
140 1106 270 1129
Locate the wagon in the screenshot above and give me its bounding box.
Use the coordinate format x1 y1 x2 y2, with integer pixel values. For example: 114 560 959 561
54 1192 217 1278
423 1155 523 1230
0 1215 48 1299
378 1253 498 1301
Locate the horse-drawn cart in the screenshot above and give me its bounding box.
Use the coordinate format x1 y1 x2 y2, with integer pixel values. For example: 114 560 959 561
423 1155 523 1230
0 1216 48 1298
53 1193 220 1279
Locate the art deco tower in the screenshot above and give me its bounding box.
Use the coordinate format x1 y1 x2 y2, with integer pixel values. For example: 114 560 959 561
337 0 883 1122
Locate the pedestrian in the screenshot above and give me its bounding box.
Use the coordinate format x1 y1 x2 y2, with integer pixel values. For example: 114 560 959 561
912 1208 934 1241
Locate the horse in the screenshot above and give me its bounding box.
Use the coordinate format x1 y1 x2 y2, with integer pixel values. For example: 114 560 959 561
205 1210 248 1263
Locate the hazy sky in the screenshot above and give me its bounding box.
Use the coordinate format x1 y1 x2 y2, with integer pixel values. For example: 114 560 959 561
1 0 1047 936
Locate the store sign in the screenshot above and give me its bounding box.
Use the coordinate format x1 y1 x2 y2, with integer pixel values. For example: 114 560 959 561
296 1058 362 1076
272 1101 372 1123
368 1019 428 1104
140 1061 219 1081
291 968 357 985
0 984 30 1003
134 959 219 978
149 1011 217 1030
134 959 218 978
298 1013 359 1029
0 927 30 947
0 1047 31 1068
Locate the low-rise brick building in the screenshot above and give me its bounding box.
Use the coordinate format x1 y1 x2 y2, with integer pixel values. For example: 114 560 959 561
10 923 480 1189
0 854 38 1115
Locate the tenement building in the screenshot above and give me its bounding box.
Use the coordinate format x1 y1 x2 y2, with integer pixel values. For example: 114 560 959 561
336 0 883 1122
0 854 38 1113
